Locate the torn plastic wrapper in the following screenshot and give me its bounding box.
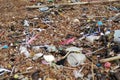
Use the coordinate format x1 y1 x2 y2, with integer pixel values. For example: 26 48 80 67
44 45 58 53
86 35 100 44
0 68 11 76
65 47 83 52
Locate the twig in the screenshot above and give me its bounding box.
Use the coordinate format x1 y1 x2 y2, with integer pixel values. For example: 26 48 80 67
100 56 120 63
26 0 120 9
91 62 94 80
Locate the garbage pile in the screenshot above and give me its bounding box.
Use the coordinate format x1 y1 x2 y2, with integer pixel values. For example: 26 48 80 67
0 0 120 80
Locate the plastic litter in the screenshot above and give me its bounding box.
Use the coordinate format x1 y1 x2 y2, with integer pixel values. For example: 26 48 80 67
0 68 11 76
60 37 75 45
104 62 111 68
67 53 86 67
97 21 103 26
73 66 84 78
33 53 43 60
14 74 19 79
43 55 55 63
114 30 120 43
0 45 9 49
65 47 83 52
32 46 45 51
2 45 9 49
44 45 58 53
23 20 29 27
27 34 38 44
39 7 49 12
86 35 100 43
71 0 80 3
19 46 30 58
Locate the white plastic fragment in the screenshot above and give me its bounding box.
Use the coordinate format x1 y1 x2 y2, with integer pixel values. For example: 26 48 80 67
44 45 58 52
38 78 42 80
26 67 33 71
23 20 29 27
0 68 11 76
65 47 83 52
67 53 86 67
43 55 55 63
39 7 49 12
73 18 80 23
19 46 30 58
73 70 84 78
86 35 100 43
114 30 120 43
33 28 45 32
33 53 43 60
105 30 111 35
71 0 80 3
32 46 45 51
73 66 84 78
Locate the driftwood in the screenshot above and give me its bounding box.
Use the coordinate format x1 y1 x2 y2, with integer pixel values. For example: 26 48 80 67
26 0 120 9
100 56 120 63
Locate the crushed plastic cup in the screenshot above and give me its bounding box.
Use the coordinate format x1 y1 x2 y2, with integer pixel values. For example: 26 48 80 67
67 53 86 67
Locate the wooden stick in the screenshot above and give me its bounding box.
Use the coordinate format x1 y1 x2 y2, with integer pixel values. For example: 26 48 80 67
26 0 120 9
92 62 95 80
92 47 105 54
100 56 120 63
61 51 71 60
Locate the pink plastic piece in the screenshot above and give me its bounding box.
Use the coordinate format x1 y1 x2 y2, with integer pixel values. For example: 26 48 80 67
60 37 75 45
27 34 38 44
104 62 111 68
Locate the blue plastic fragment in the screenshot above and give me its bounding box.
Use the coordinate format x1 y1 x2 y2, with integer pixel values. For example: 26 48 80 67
39 7 49 12
2 45 9 49
97 21 103 26
96 63 101 67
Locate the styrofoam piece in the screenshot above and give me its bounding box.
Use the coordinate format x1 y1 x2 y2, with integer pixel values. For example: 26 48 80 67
43 55 55 62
